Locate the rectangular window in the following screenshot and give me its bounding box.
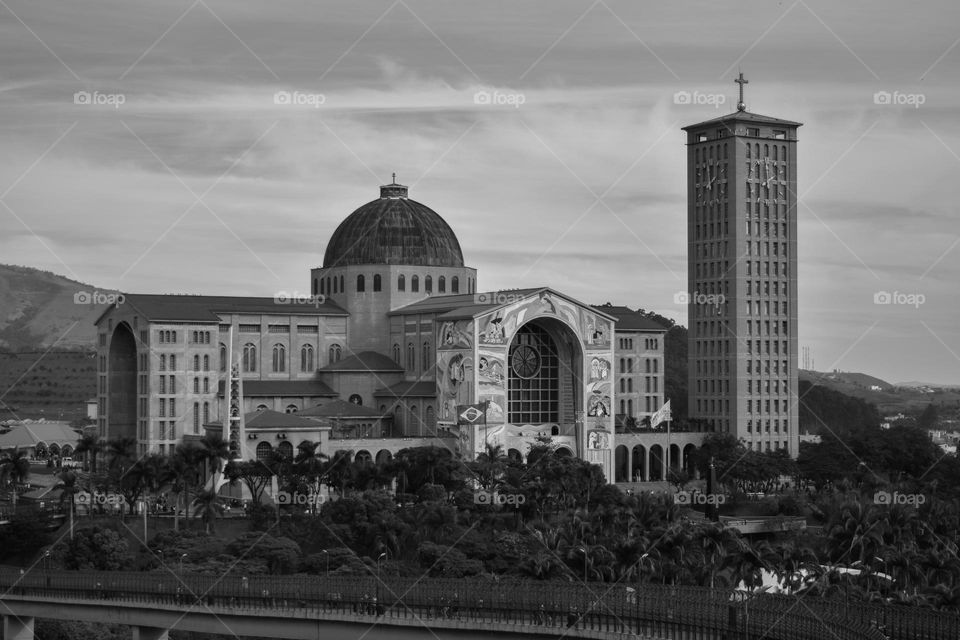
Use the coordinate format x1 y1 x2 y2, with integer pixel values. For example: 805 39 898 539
747 128 760 137
239 324 260 333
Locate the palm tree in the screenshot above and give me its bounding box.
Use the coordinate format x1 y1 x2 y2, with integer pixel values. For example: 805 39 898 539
1 448 31 506
172 444 208 528
199 432 231 476
106 436 137 472
74 432 102 474
192 488 223 534
55 470 80 539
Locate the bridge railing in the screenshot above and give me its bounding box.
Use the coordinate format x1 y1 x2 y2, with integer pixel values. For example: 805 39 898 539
0 568 941 640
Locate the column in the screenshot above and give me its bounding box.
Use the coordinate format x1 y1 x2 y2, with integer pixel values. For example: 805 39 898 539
133 627 170 640
3 616 35 640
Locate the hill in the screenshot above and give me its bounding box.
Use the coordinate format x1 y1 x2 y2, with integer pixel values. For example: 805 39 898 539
800 369 960 416
0 264 120 351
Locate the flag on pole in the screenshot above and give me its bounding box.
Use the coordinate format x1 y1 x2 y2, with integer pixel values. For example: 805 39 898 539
650 400 672 428
456 402 488 425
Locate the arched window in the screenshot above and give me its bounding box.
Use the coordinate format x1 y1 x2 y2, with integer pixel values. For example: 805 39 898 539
425 275 432 293
373 274 382 292
393 343 401 364
203 355 209 371
219 344 226 371
333 277 338 294
507 323 559 424
203 377 209 393
425 406 436 432
193 402 199 431
407 342 415 371
329 344 342 363
285 404 298 413
272 344 286 372
193 355 200 371
203 402 209 426
256 441 272 461
451 276 459 293
411 275 419 292
170 355 176 370
438 276 445 293
160 354 166 371
398 274 405 291
320 278 325 295
242 344 256 372
340 275 344 292
349 394 362 405
313 278 318 295
357 274 365 292
278 441 294 459
410 405 420 436
193 377 200 393
256 404 268 411
301 344 314 372
422 341 431 369
627 399 633 416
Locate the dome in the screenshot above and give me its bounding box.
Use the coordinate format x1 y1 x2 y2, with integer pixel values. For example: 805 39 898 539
323 181 465 268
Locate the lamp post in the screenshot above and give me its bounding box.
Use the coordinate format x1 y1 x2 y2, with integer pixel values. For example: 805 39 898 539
321 549 329 575
377 552 387 614
578 546 588 584
179 553 187 573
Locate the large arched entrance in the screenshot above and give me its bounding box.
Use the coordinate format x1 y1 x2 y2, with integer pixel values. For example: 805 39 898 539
614 445 629 482
108 322 138 441
506 318 582 440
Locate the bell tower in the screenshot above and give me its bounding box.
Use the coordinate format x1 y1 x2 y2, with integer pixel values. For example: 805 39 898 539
681 75 802 457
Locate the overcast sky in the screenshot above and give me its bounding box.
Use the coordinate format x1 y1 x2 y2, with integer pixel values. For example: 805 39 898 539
0 0 957 385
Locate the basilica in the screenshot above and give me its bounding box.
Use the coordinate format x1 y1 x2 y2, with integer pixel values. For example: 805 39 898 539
95 180 682 484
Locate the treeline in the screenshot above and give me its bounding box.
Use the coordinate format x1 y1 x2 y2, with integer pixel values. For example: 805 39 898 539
798 380 881 435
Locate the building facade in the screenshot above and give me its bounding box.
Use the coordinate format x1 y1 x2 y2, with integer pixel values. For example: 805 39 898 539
94 180 678 481
683 79 801 456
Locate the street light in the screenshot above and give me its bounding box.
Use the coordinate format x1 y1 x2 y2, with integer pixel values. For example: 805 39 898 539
321 549 329 575
578 546 588 584
179 553 187 573
376 552 387 615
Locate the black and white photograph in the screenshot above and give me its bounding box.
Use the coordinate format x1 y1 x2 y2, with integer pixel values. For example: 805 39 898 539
0 2 958 639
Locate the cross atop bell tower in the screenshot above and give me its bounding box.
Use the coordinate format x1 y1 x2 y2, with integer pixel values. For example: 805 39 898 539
735 72 748 111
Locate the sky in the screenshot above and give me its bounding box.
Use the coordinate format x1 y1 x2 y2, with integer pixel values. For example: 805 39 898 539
0 0 957 385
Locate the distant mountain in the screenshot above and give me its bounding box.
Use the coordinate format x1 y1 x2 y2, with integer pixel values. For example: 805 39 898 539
0 264 116 351
896 381 960 389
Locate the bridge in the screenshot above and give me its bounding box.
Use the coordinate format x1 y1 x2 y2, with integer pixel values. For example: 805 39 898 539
0 568 947 640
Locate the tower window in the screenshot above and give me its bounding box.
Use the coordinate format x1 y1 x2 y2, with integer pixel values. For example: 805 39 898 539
398 274 405 291
242 344 256 372
272 344 286 372
412 275 419 292
451 276 459 293
357 274 365 292
438 276 445 293
301 344 314 372
425 275 432 293
373 274 382 292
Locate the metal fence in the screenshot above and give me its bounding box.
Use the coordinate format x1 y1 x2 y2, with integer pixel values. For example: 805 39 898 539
0 568 946 640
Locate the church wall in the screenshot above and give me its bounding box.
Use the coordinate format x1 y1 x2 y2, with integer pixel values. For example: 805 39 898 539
469 292 616 482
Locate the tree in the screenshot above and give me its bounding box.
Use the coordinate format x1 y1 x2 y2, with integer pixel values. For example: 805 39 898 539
192 488 224 534
60 525 130 571
55 470 80 539
0 447 31 490
918 403 939 430
224 459 274 504
74 432 103 474
105 436 136 473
